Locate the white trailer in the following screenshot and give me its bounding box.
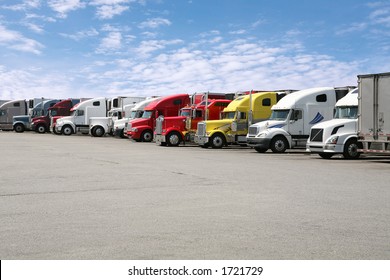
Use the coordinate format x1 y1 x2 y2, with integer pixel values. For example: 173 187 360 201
246 87 354 153
358 72 390 154
306 88 360 159
55 97 109 135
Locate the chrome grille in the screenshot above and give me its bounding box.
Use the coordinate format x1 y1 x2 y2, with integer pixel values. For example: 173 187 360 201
248 126 258 136
310 128 323 142
197 122 206 136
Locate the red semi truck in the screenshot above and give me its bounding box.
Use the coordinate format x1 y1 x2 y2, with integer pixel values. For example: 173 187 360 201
154 99 231 146
127 93 190 142
29 99 80 134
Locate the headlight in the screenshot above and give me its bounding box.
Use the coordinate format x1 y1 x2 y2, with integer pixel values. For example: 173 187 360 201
258 132 268 138
326 136 339 144
131 128 138 132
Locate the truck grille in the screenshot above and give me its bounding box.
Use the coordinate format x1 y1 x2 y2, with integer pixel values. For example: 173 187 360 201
310 128 323 142
197 122 206 136
248 126 258 136
155 118 162 134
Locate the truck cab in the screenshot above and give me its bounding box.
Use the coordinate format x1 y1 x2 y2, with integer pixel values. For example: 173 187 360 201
114 97 161 138
194 91 286 148
306 88 360 159
55 97 109 135
154 99 231 146
246 87 354 153
127 94 190 142
0 99 34 131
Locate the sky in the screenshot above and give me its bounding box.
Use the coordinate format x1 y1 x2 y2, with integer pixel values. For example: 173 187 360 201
0 0 389 100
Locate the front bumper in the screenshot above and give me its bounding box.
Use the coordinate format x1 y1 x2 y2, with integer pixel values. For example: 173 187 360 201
246 136 271 149
155 134 165 145
306 143 344 154
194 135 209 145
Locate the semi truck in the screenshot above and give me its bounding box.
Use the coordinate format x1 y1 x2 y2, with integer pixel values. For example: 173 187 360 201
246 87 354 153
29 99 81 133
306 88 360 159
357 72 390 154
114 97 161 138
127 93 190 142
55 97 110 135
89 96 146 137
154 98 231 146
13 99 61 133
0 99 41 131
194 91 287 148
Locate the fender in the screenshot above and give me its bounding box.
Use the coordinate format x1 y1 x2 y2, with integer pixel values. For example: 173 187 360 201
61 119 76 132
264 128 293 148
129 124 152 139
163 127 185 139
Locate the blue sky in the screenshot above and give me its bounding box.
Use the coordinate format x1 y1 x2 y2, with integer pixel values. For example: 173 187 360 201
0 0 389 100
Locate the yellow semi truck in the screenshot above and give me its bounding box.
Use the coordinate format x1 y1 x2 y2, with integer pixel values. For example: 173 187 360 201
194 91 288 148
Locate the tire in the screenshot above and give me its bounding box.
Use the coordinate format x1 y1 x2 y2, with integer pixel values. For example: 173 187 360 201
141 130 153 142
166 131 181 146
62 125 73 136
343 139 361 159
210 133 225 149
36 124 46 134
14 123 25 133
92 126 104 137
270 136 288 153
319 152 333 159
255 147 267 153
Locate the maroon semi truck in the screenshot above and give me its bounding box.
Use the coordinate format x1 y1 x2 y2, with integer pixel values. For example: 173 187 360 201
127 93 190 142
154 99 232 146
30 99 80 133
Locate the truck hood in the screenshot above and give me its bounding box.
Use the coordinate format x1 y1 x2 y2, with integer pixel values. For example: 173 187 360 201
203 119 233 132
251 120 286 131
13 115 30 121
311 118 357 129
129 118 149 128
56 116 73 124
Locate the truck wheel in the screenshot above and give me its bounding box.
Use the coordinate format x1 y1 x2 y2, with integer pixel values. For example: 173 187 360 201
343 139 361 159
141 130 153 142
36 124 46 134
167 132 181 146
319 152 333 159
210 133 225 149
254 147 267 153
92 126 104 137
62 125 73 136
270 136 288 153
14 124 25 133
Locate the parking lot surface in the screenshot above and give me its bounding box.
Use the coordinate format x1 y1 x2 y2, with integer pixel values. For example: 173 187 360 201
0 131 389 259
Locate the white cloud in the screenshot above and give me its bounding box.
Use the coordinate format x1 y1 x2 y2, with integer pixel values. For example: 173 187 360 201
0 24 44 54
138 17 171 29
95 4 129 19
1 0 41 11
48 0 86 18
60 28 99 41
134 39 183 57
96 31 122 53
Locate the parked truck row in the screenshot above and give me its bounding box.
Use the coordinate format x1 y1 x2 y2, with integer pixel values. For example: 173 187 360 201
2 72 389 159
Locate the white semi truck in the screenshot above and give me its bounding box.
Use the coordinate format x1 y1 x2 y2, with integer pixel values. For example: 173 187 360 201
55 97 110 135
358 72 390 154
246 87 354 153
306 88 360 159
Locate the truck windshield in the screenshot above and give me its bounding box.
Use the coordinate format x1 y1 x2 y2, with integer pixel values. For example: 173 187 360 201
334 106 358 119
221 111 235 119
180 109 191 117
32 109 43 118
49 109 58 117
142 110 153 119
269 109 290 121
